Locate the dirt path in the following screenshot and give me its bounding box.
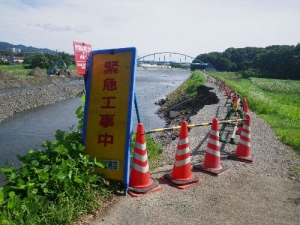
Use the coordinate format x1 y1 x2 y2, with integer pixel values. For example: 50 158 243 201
83 79 300 225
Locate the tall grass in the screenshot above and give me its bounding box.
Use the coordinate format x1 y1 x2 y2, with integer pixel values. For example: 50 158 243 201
0 65 31 78
209 72 300 153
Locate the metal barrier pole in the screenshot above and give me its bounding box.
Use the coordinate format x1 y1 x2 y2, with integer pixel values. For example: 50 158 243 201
134 92 141 123
145 119 245 134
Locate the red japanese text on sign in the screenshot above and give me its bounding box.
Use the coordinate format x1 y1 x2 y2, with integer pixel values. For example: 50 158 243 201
101 96 116 109
103 78 117 91
72 42 92 75
99 114 115 128
98 133 114 146
104 61 119 74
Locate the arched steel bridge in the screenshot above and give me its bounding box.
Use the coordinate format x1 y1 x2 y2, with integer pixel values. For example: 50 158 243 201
137 52 207 67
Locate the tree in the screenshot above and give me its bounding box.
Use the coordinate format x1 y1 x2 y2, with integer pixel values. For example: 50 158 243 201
23 53 49 69
23 51 73 69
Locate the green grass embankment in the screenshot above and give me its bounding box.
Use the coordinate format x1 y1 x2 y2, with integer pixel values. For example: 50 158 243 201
159 70 206 111
208 72 300 154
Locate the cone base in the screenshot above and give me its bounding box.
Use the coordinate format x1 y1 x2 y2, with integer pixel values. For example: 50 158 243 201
129 179 159 194
193 164 230 177
128 184 162 198
160 174 203 190
128 179 162 197
228 154 256 164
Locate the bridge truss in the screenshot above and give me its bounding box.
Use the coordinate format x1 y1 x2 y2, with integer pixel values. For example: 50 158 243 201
137 52 207 67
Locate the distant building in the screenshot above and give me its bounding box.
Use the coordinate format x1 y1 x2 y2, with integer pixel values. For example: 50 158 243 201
12 56 24 63
11 47 21 53
0 55 24 63
0 55 8 62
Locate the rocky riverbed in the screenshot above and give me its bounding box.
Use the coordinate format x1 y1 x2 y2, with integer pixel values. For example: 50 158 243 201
0 68 85 122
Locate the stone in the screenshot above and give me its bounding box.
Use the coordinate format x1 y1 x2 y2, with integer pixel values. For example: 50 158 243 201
169 111 179 118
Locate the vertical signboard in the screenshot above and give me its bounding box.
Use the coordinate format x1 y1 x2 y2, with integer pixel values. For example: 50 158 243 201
82 47 137 191
73 41 92 75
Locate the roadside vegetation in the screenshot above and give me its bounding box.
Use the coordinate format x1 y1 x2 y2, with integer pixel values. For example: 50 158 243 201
208 72 300 154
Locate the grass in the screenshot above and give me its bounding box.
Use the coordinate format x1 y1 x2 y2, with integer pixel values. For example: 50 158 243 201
0 64 78 78
131 133 163 169
159 70 206 111
0 64 32 78
208 72 300 154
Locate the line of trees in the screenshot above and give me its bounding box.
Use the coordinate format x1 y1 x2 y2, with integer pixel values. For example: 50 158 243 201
195 44 300 80
0 50 74 69
23 52 73 69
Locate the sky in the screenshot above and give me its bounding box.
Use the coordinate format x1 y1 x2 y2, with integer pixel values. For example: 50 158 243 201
1 0 300 59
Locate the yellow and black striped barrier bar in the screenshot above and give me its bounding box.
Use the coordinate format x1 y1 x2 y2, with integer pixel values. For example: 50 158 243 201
145 119 246 134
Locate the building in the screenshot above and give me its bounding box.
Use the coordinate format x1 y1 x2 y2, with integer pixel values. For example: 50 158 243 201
11 47 21 53
0 55 24 64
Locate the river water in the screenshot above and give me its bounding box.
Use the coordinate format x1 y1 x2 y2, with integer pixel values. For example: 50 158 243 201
0 69 191 174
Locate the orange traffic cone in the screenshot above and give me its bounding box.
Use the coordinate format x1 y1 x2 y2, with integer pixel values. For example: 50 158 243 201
236 98 248 135
233 95 239 110
128 123 162 197
226 86 231 96
228 114 256 163
193 118 230 176
161 121 203 190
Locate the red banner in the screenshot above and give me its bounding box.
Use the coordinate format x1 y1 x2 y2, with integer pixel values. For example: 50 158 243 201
73 41 92 75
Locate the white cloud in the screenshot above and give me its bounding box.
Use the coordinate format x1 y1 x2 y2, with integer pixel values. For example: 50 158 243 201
33 23 90 33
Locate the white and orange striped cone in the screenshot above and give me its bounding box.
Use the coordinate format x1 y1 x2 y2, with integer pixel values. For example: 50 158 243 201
161 121 203 190
228 114 256 163
236 98 248 135
233 95 239 110
225 86 231 97
193 118 230 176
128 123 162 197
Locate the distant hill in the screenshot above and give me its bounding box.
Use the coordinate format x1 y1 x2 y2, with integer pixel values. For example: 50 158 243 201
0 41 56 54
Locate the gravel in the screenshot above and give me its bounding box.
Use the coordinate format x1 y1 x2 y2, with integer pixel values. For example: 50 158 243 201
0 83 85 122
87 77 300 225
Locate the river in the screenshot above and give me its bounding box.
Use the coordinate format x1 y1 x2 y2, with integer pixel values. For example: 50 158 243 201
0 69 191 176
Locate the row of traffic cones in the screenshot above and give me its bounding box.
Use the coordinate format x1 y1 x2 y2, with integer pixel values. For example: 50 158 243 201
128 113 255 197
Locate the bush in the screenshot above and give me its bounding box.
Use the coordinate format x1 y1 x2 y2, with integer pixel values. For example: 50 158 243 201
241 68 259 78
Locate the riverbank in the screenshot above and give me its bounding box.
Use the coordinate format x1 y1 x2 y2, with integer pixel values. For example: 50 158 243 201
0 68 84 122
